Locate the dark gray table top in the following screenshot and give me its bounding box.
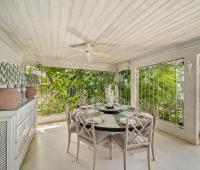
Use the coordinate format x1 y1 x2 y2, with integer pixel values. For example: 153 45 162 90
74 105 147 132
84 109 137 132
94 112 128 132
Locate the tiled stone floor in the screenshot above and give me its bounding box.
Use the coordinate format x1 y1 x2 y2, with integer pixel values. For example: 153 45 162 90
20 122 200 170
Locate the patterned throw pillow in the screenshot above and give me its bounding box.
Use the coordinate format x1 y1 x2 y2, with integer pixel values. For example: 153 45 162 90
0 62 10 84
25 74 40 85
0 62 27 85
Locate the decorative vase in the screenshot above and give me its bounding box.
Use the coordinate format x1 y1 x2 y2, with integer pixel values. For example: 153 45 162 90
0 88 21 109
105 84 114 106
26 86 37 99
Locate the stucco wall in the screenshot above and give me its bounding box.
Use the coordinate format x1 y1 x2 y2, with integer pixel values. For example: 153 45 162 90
198 54 200 141
119 41 200 145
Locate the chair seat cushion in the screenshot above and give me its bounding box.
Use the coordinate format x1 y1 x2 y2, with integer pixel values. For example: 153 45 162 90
112 133 149 149
95 131 109 144
80 131 109 145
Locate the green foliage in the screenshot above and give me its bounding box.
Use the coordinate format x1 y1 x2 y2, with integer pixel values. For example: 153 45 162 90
33 64 115 115
138 59 184 126
118 70 131 104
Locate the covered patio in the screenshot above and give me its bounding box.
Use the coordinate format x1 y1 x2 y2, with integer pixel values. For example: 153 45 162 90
0 0 200 170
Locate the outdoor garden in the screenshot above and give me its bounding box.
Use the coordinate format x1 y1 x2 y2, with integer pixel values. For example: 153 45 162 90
26 58 184 126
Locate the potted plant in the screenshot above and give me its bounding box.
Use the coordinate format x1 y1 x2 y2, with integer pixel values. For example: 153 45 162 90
0 62 22 109
25 73 40 99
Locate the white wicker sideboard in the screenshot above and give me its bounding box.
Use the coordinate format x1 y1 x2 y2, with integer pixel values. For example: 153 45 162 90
0 98 37 170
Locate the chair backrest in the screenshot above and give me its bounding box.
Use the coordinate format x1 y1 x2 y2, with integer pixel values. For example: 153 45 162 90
114 97 127 105
77 97 87 106
125 114 153 147
127 106 136 112
65 105 75 131
91 96 105 105
65 105 71 124
75 111 96 144
136 100 158 130
136 99 150 112
150 105 159 130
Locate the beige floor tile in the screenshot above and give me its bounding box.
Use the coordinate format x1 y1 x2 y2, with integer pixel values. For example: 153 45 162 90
20 122 200 170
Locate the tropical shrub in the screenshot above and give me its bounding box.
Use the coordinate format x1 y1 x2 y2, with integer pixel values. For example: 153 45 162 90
28 64 115 115
137 59 184 126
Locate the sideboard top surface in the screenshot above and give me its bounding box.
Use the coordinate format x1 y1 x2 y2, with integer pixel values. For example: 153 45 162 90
0 98 36 118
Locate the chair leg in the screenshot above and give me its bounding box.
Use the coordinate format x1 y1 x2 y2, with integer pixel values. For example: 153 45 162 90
151 137 155 161
93 147 96 170
76 138 80 162
123 149 127 170
110 136 112 160
67 132 71 153
147 146 151 170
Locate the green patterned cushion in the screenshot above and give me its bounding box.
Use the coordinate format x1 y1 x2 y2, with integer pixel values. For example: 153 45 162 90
21 73 27 85
15 64 26 84
10 64 18 84
25 74 40 85
0 62 26 85
0 62 10 84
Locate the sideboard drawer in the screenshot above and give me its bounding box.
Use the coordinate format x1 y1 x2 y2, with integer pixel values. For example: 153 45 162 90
16 100 36 126
16 132 26 158
25 113 32 128
17 108 29 126
16 121 25 142
16 127 34 170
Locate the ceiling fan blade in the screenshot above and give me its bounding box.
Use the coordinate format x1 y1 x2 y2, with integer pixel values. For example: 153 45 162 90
93 42 117 47
68 27 91 42
92 52 112 58
69 43 88 48
91 43 118 51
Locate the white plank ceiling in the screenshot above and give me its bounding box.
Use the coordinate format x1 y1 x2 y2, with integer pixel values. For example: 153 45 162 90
0 0 200 67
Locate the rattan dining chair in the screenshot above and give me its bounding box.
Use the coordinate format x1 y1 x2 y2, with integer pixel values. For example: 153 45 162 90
91 96 105 105
114 97 127 105
112 114 153 170
65 106 77 153
136 100 157 161
77 97 87 106
149 105 158 161
75 111 110 170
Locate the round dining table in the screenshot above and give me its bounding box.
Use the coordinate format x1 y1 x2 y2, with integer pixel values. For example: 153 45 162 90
74 106 142 133
90 110 136 132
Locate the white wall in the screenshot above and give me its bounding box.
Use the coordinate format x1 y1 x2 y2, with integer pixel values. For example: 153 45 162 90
0 39 23 64
197 54 200 141
118 41 200 145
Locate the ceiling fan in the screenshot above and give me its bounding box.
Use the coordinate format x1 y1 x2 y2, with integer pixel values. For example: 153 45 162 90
68 27 115 62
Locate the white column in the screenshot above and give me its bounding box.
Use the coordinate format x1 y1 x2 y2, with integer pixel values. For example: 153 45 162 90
196 54 200 144
182 55 199 144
